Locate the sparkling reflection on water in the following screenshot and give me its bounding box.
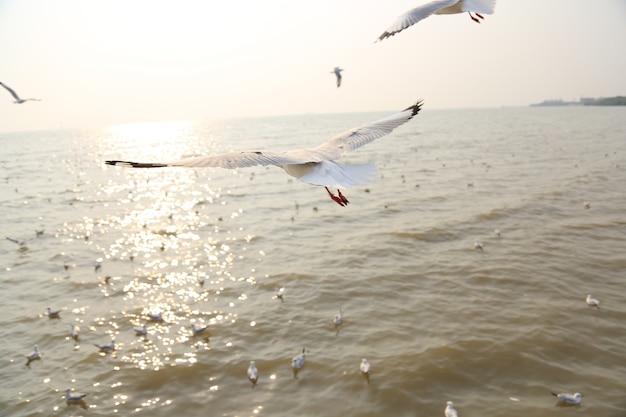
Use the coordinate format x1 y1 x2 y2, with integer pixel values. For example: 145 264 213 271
1 107 626 416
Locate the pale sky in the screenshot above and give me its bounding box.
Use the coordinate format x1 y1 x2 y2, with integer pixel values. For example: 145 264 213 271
1 0 625 132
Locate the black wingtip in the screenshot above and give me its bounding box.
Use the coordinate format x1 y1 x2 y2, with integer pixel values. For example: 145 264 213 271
405 100 424 117
105 160 168 168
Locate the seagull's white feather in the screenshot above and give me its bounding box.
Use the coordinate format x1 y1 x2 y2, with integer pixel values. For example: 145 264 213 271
436 0 496 15
378 0 496 41
106 101 422 190
445 401 458 417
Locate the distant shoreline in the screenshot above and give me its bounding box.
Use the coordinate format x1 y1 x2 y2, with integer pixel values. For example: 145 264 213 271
531 96 626 107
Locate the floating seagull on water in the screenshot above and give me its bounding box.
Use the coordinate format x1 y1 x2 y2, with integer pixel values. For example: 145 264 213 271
35 229 44 237
292 348 306 378
333 309 343 326
583 200 591 209
377 0 497 42
94 261 102 272
331 67 344 88
445 401 459 417
94 340 116 352
148 311 163 322
106 100 423 207
65 388 88 403
474 240 484 250
70 324 79 341
360 358 371 383
494 229 501 237
586 294 600 309
247 361 259 386
551 392 582 405
274 287 285 300
47 307 61 319
133 324 148 336
25 345 41 366
0 81 41 104
191 323 208 336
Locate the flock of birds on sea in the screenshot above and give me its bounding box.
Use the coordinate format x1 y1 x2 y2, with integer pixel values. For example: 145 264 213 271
2 0 603 414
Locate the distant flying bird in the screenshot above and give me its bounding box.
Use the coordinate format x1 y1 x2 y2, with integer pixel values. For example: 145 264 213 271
106 100 423 206
6 237 26 247
331 67 344 87
25 345 41 366
247 361 259 386
585 294 600 309
377 0 497 42
445 401 459 417
551 392 582 405
65 388 88 403
0 82 41 104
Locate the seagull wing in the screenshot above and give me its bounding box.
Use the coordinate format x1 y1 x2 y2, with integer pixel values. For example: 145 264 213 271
313 100 423 160
0 82 21 101
106 149 321 169
454 0 497 14
377 0 459 41
106 100 422 169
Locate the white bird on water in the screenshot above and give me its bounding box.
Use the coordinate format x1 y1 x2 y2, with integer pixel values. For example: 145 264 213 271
274 287 285 300
106 100 423 207
25 345 41 365
191 323 208 336
0 81 41 104
377 0 497 42
331 67 344 88
474 240 484 250
586 294 600 309
333 308 343 326
247 361 259 386
551 392 582 405
360 358 371 383
445 401 459 417
47 307 61 319
70 324 79 341
133 324 148 336
65 388 88 403
292 348 306 378
94 340 116 352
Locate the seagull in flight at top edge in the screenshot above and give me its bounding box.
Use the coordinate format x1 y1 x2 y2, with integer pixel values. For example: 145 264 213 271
0 82 41 104
106 100 423 207
331 67 344 87
377 0 497 42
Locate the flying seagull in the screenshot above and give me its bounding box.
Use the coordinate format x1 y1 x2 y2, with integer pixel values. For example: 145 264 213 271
0 82 41 104
377 0 497 42
331 67 344 87
106 100 423 206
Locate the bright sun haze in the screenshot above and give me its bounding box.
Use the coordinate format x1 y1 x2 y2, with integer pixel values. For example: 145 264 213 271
1 0 625 132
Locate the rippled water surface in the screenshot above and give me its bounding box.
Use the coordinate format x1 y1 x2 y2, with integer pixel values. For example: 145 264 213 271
1 107 625 417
